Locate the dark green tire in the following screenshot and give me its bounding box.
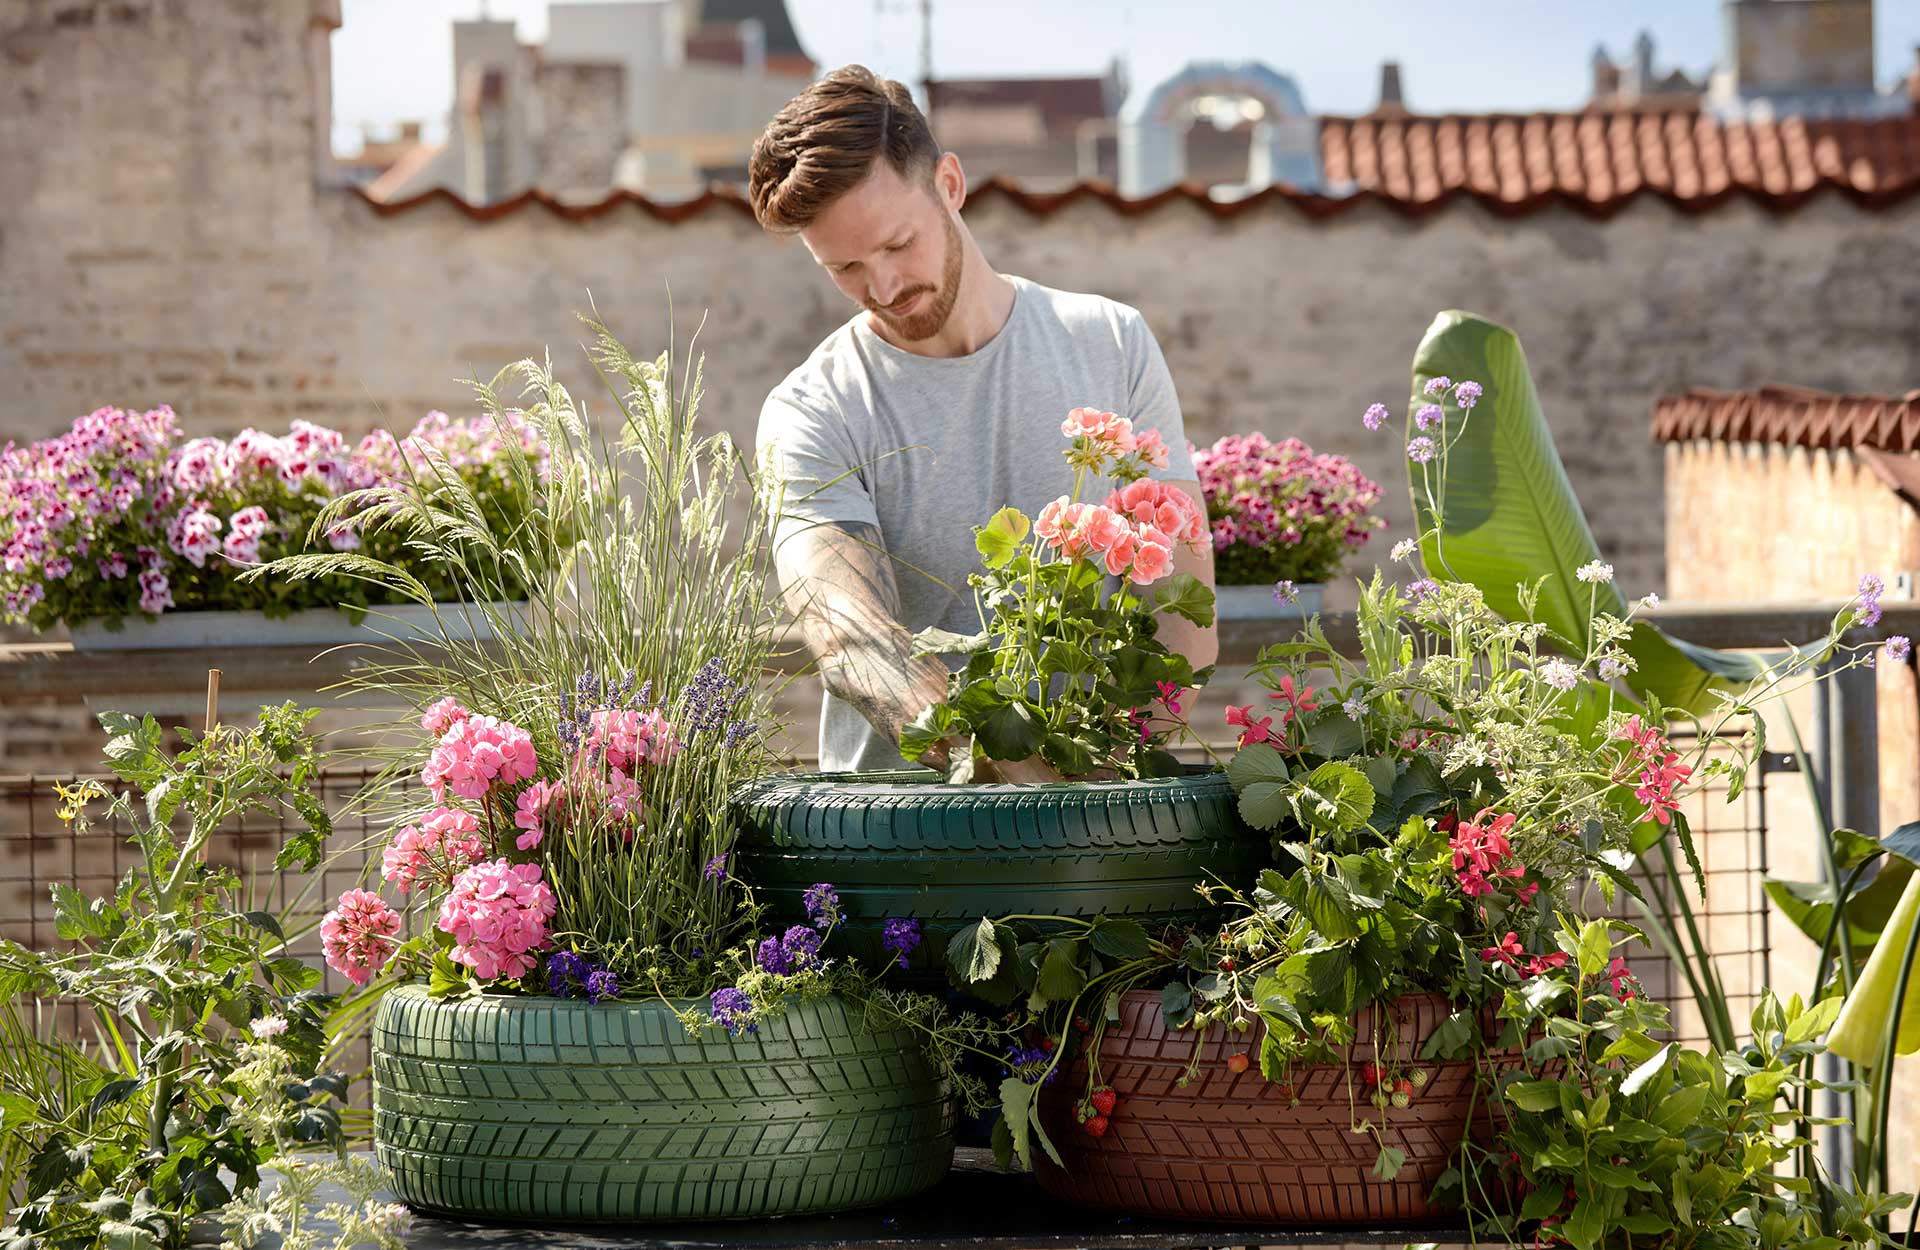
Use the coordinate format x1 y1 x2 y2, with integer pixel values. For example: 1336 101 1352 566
372 985 954 1222
730 769 1262 977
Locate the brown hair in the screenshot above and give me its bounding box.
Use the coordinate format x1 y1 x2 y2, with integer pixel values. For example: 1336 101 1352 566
749 65 941 233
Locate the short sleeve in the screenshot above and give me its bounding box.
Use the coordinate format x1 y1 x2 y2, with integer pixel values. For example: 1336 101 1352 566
756 390 881 542
1122 310 1197 480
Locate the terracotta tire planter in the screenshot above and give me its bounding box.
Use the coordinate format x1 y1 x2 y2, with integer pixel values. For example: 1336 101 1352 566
730 769 1263 978
372 985 954 1222
1035 989 1505 1225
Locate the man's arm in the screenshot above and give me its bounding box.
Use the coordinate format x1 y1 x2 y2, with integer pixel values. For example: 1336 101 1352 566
776 519 953 765
1158 479 1219 676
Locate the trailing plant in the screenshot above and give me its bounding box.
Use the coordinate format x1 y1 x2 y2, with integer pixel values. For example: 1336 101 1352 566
0 703 351 1250
901 408 1216 780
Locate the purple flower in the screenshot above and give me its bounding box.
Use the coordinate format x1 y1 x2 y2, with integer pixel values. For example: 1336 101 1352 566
755 935 793 975
703 853 729 882
1423 376 1453 397
681 657 748 734
583 968 620 1003
1408 578 1439 600
1859 572 1886 627
1539 659 1582 691
546 950 587 995
1407 437 1437 464
781 924 823 969
1887 636 1912 663
1003 1044 1058 1085
1271 579 1299 605
709 987 755 1035
722 719 757 749
1456 381 1483 409
881 918 922 969
1362 403 1390 431
1414 404 1443 431
802 882 841 930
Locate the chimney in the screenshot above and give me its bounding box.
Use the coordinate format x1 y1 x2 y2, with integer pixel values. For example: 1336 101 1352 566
1632 30 1655 95
1374 60 1406 116
1910 47 1920 114
459 63 510 203
1592 45 1620 102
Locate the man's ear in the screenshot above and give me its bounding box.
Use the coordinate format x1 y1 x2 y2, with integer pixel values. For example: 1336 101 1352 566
933 151 966 212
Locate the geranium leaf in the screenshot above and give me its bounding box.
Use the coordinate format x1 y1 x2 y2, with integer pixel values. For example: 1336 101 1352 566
975 507 1031 570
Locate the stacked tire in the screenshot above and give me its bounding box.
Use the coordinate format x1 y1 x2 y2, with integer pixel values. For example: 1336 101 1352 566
730 769 1265 977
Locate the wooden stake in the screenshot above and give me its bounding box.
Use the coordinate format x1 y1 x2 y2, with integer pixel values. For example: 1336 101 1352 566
205 668 221 734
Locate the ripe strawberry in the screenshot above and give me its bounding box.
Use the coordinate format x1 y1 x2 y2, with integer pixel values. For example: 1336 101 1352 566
1391 1090 1412 1109
1218 955 1236 972
1274 1082 1297 1101
1396 1079 1413 1096
1226 1051 1251 1074
1083 1114 1110 1138
1088 1087 1118 1117
1073 1016 1091 1033
1038 1036 1056 1053
1361 1062 1383 1086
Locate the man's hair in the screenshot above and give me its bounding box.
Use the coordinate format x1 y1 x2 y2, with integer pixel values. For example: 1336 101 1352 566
749 65 941 233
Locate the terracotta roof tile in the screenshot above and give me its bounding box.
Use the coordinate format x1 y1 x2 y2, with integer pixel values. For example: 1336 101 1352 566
359 112 1920 223
1652 386 1920 453
1318 112 1920 209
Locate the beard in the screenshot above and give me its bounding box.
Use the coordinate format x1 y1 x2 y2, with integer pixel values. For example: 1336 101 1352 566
864 211 965 342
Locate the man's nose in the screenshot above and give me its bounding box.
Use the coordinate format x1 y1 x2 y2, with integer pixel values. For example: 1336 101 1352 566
868 265 904 306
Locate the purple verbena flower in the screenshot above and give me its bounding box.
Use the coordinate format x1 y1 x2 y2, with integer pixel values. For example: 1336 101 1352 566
1407 437 1437 464
1887 635 1912 663
1414 404 1443 430
881 918 922 970
802 882 841 930
1423 376 1452 397
781 924 823 970
1271 579 1299 605
755 935 794 976
583 968 620 1003
1362 403 1389 431
1455 381 1483 409
1408 578 1439 600
1539 659 1582 691
703 853 729 882
709 987 754 1035
1003 1044 1058 1085
1858 572 1886 627
546 950 587 996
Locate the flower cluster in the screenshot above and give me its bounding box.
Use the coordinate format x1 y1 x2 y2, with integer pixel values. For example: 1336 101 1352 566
1449 809 1540 906
422 713 539 802
435 858 558 981
0 406 553 630
1615 714 1692 827
380 806 486 894
1193 432 1384 586
1061 407 1171 477
319 889 403 987
881 917 923 969
755 925 825 975
546 949 621 1003
1035 478 1206 586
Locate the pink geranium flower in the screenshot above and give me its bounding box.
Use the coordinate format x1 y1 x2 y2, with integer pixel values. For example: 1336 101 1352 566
321 889 402 987
422 713 538 801
436 859 557 981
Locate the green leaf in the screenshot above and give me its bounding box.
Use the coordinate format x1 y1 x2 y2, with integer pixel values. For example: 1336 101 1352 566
1388 755 1450 821
87 1078 143 1119
1290 761 1375 832
1503 1079 1563 1112
1160 981 1194 1029
1151 572 1215 627
999 1076 1038 1170
1039 732 1099 778
427 950 470 998
1830 827 1885 872
1408 311 1759 715
1576 919 1612 979
975 700 1044 762
1785 996 1844 1046
1615 1214 1674 1235
51 883 120 941
990 1115 1015 1171
947 917 1003 986
975 507 1031 570
1088 918 1152 961
1652 1083 1710 1131
1421 1010 1480 1060
1035 938 1088 1001
241 910 285 942
1619 1043 1674 1097
1226 742 1290 790
1564 1195 1604 1250
900 701 958 765
1302 713 1364 760
1281 871 1362 941
909 626 992 658
1371 1146 1407 1181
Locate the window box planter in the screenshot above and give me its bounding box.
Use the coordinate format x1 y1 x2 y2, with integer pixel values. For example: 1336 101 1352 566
372 985 954 1222
730 769 1264 978
67 601 527 651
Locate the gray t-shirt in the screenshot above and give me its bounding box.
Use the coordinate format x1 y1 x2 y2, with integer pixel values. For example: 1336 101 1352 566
757 274 1195 772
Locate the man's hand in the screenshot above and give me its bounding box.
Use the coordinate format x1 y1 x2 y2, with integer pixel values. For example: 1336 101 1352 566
970 754 1067 784
776 519 952 763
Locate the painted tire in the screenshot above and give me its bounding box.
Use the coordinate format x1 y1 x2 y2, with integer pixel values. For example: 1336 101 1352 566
730 769 1263 976
1035 990 1508 1224
372 985 954 1222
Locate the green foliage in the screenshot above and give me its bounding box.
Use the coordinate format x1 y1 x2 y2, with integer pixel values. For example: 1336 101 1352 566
0 706 343 1249
1447 920 1908 1250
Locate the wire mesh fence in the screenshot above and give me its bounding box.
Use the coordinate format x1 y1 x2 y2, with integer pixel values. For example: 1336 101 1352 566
0 729 1774 1117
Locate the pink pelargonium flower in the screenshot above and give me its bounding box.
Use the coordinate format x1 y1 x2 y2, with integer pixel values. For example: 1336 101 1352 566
512 778 561 850
1105 479 1208 549
381 805 485 894
435 859 557 982
1060 407 1137 456
422 713 538 801
1128 529 1174 585
320 889 402 987
583 707 679 771
1133 428 1172 471
420 696 470 737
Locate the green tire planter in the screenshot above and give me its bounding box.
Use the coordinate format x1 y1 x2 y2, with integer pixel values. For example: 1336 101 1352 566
372 985 954 1222
730 769 1262 976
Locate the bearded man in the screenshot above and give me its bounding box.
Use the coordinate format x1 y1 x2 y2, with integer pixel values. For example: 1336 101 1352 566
749 65 1217 777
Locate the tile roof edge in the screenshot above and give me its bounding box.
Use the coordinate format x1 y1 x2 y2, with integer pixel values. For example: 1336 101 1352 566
353 172 1920 225
1652 386 1920 453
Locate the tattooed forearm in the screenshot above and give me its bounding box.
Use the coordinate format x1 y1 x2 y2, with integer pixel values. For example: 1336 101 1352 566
777 521 952 760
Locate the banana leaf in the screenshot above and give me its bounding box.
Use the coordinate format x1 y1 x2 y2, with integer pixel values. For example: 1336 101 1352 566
1407 310 1761 715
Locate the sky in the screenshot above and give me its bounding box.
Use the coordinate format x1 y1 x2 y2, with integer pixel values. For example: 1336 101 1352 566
330 0 1920 154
